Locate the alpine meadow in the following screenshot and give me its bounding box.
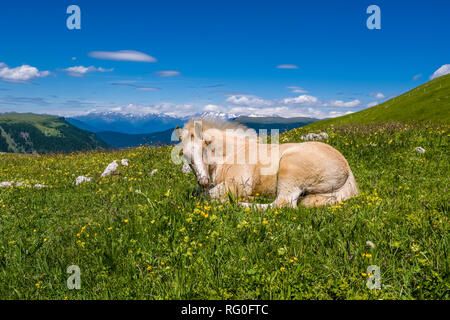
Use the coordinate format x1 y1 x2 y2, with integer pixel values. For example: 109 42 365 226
0 74 448 300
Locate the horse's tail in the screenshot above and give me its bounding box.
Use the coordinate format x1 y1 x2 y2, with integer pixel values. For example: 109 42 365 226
301 170 359 207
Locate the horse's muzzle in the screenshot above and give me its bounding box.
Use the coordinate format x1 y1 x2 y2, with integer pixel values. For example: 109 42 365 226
198 177 209 187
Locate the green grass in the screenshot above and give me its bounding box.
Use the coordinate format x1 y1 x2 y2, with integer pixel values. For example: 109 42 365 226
0 121 448 299
305 74 450 129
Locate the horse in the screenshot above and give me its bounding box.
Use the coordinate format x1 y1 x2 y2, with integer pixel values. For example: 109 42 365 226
174 118 358 208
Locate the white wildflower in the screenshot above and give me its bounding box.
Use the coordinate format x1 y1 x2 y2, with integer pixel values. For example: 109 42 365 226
366 241 375 249
182 163 192 174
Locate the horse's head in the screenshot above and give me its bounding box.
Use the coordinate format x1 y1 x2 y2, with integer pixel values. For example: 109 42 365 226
175 120 212 187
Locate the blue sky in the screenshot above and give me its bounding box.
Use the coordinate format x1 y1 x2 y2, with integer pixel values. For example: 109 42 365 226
0 0 449 118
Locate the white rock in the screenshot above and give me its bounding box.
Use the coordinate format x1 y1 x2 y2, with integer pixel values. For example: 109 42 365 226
75 176 92 185
0 181 15 187
182 163 192 174
121 159 129 166
15 181 29 187
0 181 46 188
414 147 426 154
150 169 158 176
301 132 328 141
101 160 119 177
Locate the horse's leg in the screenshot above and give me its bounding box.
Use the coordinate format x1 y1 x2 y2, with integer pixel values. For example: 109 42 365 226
239 202 271 210
300 193 337 207
271 188 303 208
208 182 227 201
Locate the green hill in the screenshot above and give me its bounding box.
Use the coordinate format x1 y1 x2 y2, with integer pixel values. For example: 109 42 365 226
0 113 109 154
306 74 450 129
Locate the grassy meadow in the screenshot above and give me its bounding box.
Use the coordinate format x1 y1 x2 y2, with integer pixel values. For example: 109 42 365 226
0 121 448 299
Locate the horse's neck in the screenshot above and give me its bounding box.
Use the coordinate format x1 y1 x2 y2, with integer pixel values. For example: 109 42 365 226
208 131 258 184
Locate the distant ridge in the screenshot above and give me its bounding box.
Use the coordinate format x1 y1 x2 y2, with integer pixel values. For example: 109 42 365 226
96 129 174 148
0 113 109 154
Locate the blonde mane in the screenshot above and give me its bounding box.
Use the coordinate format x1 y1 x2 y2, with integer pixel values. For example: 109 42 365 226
183 118 257 139
184 118 248 131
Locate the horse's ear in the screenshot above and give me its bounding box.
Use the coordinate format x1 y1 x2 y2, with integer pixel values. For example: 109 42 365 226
174 126 183 141
194 121 203 140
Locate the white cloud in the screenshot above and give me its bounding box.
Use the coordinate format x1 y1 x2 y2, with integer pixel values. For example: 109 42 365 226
63 65 113 77
430 64 450 80
154 70 181 77
226 105 352 119
286 86 308 93
226 95 273 107
328 110 354 117
413 74 422 80
282 94 319 105
276 64 299 69
367 101 379 108
326 99 362 108
89 50 157 62
0 63 50 82
369 92 385 99
109 103 194 117
203 104 221 112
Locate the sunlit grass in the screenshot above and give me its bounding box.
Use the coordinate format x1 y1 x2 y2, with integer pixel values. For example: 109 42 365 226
0 122 448 299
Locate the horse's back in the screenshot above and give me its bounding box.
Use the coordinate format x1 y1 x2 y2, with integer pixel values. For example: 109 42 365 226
276 141 352 194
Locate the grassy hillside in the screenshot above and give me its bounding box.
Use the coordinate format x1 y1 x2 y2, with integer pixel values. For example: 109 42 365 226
306 74 450 129
0 113 109 154
0 121 447 299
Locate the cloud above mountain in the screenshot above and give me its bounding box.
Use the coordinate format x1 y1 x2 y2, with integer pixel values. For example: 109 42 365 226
430 64 450 80
225 95 272 107
369 92 385 99
326 99 362 108
0 62 50 83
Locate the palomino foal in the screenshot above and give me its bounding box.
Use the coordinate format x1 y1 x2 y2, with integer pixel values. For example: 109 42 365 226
175 119 358 208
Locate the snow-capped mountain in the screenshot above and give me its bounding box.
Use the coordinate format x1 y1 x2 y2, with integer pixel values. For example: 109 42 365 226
66 111 237 134
67 112 186 134
66 111 318 137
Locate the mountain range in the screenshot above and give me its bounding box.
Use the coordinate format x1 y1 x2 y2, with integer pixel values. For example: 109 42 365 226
68 113 318 148
66 112 186 135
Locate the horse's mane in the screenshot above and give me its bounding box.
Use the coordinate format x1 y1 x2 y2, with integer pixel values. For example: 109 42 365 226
184 118 253 135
